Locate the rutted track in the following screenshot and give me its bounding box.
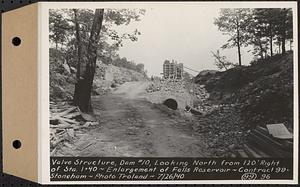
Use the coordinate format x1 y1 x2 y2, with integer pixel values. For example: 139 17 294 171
57 81 211 157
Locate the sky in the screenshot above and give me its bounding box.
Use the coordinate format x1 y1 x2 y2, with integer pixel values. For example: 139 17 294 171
111 6 254 77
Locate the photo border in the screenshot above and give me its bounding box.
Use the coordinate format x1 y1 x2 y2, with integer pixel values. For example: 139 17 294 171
40 1 298 184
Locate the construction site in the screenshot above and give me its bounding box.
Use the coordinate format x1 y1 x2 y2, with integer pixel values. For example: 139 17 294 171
49 52 294 158
46 5 295 159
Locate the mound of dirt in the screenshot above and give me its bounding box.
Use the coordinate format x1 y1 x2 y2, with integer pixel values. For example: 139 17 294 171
194 52 294 130
192 52 294 157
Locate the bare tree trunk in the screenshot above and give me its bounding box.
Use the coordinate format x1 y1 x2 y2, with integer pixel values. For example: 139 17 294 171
235 17 242 66
73 9 83 106
281 8 287 55
73 9 104 112
237 27 242 66
268 24 273 57
282 35 286 54
270 36 273 57
278 39 281 54
258 39 264 59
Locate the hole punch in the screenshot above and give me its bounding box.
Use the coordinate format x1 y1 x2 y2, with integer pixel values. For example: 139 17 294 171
12 37 21 46
12 140 22 149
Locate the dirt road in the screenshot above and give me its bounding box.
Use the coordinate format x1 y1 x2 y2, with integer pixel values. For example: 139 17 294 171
57 82 211 157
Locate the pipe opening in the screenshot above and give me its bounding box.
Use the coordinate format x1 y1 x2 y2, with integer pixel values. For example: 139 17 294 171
163 98 178 110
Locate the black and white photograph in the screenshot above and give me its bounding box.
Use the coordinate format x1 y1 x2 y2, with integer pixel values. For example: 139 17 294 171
49 4 295 160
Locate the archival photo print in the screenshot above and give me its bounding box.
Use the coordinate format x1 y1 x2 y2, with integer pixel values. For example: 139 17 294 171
48 3 297 182
49 6 295 158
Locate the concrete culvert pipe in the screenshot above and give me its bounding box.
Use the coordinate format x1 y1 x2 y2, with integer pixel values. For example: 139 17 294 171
163 98 178 110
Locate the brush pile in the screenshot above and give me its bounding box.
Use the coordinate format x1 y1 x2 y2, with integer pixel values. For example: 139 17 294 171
50 102 99 156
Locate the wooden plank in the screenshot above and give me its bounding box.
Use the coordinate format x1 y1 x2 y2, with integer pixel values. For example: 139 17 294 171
54 106 77 118
243 144 263 158
249 133 286 157
63 111 81 119
50 147 57 157
253 129 292 155
266 123 293 139
253 129 284 148
236 149 249 158
67 129 75 138
248 134 282 157
247 143 271 158
58 117 80 125
256 126 269 134
50 124 73 129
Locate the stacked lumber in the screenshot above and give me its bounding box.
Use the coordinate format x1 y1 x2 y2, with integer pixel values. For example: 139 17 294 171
50 102 99 156
234 125 293 158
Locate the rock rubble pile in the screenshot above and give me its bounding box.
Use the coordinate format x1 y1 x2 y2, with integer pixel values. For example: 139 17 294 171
192 104 247 157
192 52 294 157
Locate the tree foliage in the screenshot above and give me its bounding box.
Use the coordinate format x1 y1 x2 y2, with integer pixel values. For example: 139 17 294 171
214 8 293 67
214 8 252 66
49 9 72 50
248 8 293 58
49 8 146 112
49 8 145 70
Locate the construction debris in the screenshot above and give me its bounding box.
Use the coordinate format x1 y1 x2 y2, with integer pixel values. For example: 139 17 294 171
194 53 294 131
266 123 293 139
146 79 209 101
190 53 294 158
193 104 247 157
50 102 99 156
232 125 293 158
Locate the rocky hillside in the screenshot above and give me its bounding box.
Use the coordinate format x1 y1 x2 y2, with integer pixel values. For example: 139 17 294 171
50 60 76 102
194 52 294 130
50 60 148 101
93 62 148 96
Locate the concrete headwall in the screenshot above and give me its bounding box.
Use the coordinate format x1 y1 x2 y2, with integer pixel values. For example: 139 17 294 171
143 91 193 110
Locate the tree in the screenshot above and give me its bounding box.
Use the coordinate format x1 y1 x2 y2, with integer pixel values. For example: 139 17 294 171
72 9 145 112
214 8 293 64
214 8 252 66
248 9 272 58
275 8 293 54
211 50 234 70
49 10 71 50
252 9 280 57
73 9 104 112
250 8 293 56
246 13 269 59
250 37 269 59
136 63 145 73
